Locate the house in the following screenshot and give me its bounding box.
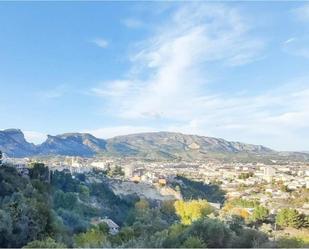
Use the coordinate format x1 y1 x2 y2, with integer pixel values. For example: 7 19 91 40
90 218 120 235
208 202 221 209
101 218 120 235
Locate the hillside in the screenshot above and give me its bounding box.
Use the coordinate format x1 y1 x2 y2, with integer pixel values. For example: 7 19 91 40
0 129 37 157
39 133 107 157
0 163 280 248
0 129 277 160
105 132 273 160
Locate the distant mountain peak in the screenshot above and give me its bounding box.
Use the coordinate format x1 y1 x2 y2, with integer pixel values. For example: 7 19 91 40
105 131 273 160
3 128 23 133
39 132 106 157
0 129 36 157
1 128 301 161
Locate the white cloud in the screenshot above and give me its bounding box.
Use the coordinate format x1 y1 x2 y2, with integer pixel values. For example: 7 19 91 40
24 131 47 145
91 3 309 150
282 36 309 59
122 18 143 29
97 3 264 120
91 80 134 97
93 38 109 48
163 83 309 151
283 5 309 59
284 37 296 44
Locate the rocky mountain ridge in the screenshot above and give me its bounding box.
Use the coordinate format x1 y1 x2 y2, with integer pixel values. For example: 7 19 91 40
0 129 37 157
0 128 303 161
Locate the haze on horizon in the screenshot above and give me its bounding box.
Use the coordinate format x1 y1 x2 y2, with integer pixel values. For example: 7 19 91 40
1 2 309 151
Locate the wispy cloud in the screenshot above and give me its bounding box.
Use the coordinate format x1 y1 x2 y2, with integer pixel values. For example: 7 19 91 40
284 37 296 44
282 36 309 59
284 4 309 59
92 38 109 48
91 80 134 97
91 3 309 150
122 18 143 29
37 85 68 100
95 3 265 119
24 131 47 144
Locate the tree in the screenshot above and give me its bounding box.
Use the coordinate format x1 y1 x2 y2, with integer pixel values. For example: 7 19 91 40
29 163 49 182
302 215 309 228
53 190 77 210
174 199 213 225
24 237 66 248
276 208 290 228
161 223 186 248
107 166 124 177
0 166 64 248
234 228 268 248
74 228 109 248
276 208 304 229
118 227 135 243
238 172 253 180
160 200 175 215
276 236 305 248
225 215 244 235
186 218 232 248
0 210 12 246
182 236 206 248
78 185 90 200
57 209 87 233
289 210 304 229
135 199 150 209
251 206 269 223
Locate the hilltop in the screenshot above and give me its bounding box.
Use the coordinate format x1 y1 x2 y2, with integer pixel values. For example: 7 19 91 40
0 129 308 162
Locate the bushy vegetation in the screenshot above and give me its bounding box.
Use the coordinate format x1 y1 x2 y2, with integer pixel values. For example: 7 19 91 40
174 199 213 225
1 164 309 248
0 165 61 247
0 164 133 248
238 172 254 179
172 175 226 203
276 208 309 229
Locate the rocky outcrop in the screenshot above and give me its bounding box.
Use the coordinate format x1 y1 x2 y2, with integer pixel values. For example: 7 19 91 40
0 129 275 159
0 129 37 157
39 133 107 156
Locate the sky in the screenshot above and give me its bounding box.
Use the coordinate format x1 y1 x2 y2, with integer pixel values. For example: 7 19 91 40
1 1 309 151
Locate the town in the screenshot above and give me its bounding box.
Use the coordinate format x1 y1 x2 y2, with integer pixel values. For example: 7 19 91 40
2 150 309 216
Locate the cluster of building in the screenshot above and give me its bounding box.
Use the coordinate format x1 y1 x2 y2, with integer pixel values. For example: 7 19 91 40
44 156 309 214
2 150 309 215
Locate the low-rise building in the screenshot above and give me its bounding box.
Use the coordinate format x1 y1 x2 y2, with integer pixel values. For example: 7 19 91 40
90 218 120 235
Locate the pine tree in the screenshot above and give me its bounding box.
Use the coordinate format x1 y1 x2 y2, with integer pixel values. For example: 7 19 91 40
288 209 303 229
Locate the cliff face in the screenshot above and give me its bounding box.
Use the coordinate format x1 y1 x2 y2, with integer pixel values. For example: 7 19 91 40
0 129 37 157
105 132 273 160
38 133 107 157
0 129 276 160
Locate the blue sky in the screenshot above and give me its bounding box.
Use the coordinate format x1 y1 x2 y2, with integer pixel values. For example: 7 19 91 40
1 2 309 151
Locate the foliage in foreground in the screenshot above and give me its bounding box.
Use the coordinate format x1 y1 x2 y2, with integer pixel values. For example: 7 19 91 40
1 164 309 248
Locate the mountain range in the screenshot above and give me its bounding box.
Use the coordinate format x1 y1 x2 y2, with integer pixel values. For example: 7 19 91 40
0 128 307 161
